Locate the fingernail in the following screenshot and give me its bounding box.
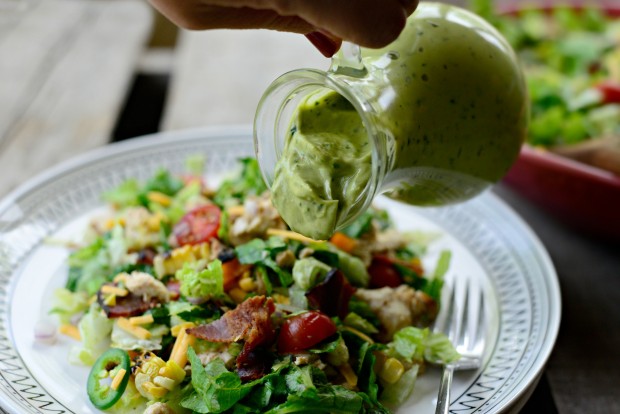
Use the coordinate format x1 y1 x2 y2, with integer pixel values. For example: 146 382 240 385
305 32 342 58
398 0 418 10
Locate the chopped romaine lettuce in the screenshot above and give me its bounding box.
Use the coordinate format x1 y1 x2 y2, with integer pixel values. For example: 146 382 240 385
176 259 224 300
380 365 419 406
292 257 331 290
388 326 460 365
48 288 89 324
69 304 114 365
311 242 369 287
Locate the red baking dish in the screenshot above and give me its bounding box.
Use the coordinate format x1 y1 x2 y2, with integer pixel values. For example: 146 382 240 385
499 1 620 239
504 145 620 239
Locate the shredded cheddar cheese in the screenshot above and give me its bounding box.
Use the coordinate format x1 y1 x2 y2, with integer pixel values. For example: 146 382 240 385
117 317 151 339
111 368 127 390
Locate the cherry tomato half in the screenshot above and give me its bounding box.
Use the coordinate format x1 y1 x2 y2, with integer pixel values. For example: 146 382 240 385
277 311 337 354
173 204 221 246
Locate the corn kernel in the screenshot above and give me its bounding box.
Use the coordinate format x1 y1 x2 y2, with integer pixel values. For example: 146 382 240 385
140 354 166 377
105 218 116 230
153 243 210 278
272 294 290 305
238 277 255 292
153 375 176 391
378 357 405 384
147 216 161 232
147 191 172 207
159 360 186 382
142 381 168 398
228 287 247 303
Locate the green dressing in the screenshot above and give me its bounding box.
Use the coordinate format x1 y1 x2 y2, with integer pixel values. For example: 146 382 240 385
271 91 371 240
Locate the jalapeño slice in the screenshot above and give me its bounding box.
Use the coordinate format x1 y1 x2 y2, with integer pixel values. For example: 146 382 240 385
87 348 131 410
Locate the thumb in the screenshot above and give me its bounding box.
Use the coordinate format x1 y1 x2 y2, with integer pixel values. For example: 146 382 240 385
286 0 412 48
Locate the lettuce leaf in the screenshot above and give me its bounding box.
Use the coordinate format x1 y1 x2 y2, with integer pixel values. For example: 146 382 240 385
292 257 331 291
380 365 419 406
48 288 89 324
176 259 224 300
213 158 267 207
310 242 369 287
235 237 293 287
68 303 114 365
388 326 460 365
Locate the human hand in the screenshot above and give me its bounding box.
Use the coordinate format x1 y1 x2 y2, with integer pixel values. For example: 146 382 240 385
148 0 419 57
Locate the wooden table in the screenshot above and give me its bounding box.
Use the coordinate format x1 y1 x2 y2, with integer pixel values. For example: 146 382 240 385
1 1 619 413
0 0 153 196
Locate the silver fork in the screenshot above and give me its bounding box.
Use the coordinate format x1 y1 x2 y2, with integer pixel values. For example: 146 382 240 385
433 276 486 414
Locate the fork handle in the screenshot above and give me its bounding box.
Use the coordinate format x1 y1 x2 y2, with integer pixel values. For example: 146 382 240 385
435 365 455 414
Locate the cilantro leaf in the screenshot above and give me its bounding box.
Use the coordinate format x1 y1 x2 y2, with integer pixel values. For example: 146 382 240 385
235 238 293 287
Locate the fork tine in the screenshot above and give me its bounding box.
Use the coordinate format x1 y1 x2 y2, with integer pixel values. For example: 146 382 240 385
435 276 486 414
463 278 480 350
472 285 486 352
433 279 454 336
449 277 467 345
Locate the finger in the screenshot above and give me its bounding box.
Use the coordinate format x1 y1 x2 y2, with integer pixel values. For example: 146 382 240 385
153 0 413 48
305 32 342 57
148 0 313 32
203 0 413 47
279 0 411 48
399 0 420 15
199 0 418 16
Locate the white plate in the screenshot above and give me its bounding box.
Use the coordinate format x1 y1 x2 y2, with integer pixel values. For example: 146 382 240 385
0 126 560 414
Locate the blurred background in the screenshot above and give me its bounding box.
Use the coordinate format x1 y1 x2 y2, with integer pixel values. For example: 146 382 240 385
1 0 619 413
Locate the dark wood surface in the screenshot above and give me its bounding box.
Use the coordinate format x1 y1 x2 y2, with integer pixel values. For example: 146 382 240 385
494 183 620 414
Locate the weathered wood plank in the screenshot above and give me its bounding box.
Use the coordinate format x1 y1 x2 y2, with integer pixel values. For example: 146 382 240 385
161 29 329 130
0 0 153 197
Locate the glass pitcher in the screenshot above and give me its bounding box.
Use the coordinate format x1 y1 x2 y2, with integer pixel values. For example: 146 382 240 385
254 2 529 239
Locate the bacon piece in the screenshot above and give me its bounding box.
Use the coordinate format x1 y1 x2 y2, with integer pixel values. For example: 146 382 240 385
187 296 276 380
188 296 275 345
166 279 181 301
135 248 157 266
305 269 356 319
97 288 159 318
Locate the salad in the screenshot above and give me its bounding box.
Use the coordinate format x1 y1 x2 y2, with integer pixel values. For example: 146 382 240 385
472 1 620 173
48 157 458 414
